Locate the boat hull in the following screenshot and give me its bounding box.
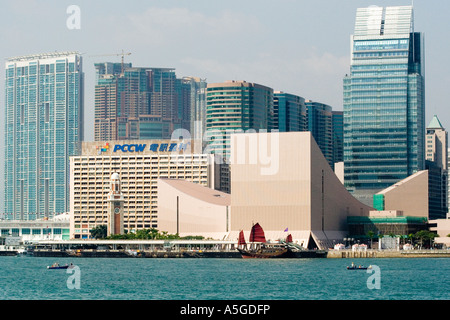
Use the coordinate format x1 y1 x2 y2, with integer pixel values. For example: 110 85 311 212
47 266 70 269
237 248 290 259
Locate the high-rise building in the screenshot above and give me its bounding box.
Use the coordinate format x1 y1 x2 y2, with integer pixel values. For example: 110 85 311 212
272 91 307 133
306 100 333 167
425 115 448 219
205 80 273 160
332 111 344 164
343 5 425 206
94 62 131 141
4 52 84 219
94 64 188 141
182 77 207 142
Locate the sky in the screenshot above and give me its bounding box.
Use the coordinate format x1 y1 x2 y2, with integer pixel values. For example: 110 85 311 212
0 0 449 143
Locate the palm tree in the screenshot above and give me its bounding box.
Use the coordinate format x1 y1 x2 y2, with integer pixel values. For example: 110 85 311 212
367 231 375 249
414 230 436 249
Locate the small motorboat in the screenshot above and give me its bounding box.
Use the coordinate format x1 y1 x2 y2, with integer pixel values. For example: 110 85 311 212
47 263 72 270
347 264 372 270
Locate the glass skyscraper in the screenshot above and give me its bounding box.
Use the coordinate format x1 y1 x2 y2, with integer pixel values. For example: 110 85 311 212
343 5 425 206
272 91 307 133
306 100 334 167
205 80 273 160
4 52 84 219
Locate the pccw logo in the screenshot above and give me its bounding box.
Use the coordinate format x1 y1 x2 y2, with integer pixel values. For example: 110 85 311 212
96 143 110 155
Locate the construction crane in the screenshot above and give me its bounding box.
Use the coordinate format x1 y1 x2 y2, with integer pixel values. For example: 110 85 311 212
88 50 132 74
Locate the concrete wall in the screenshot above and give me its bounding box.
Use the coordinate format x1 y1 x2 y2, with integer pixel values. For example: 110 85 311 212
380 170 428 217
157 179 230 239
229 132 371 244
230 131 312 233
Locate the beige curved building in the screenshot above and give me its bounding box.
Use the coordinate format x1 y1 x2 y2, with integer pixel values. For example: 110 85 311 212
228 131 372 249
157 179 231 239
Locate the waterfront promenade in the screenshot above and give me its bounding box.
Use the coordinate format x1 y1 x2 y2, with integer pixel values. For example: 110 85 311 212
2 238 450 258
327 249 450 258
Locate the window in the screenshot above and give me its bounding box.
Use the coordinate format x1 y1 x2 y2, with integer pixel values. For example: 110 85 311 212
45 102 50 123
20 104 26 124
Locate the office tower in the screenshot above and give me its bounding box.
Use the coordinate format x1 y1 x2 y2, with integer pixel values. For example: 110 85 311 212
343 5 425 206
4 52 84 219
332 111 344 164
272 91 307 132
425 115 448 219
94 64 186 141
306 100 333 167
448 148 450 216
205 80 273 160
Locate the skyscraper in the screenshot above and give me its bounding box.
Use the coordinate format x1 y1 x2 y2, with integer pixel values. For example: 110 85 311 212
343 5 425 206
182 77 207 142
272 91 307 133
205 80 273 160
332 111 344 165
4 52 84 219
306 100 334 167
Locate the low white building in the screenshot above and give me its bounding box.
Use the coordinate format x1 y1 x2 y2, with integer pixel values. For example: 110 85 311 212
429 219 450 248
0 213 70 242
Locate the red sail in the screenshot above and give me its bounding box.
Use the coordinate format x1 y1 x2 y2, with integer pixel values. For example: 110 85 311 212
249 223 266 243
238 230 246 246
286 234 293 243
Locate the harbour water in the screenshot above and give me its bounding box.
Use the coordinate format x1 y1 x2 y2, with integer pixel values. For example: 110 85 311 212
0 256 448 301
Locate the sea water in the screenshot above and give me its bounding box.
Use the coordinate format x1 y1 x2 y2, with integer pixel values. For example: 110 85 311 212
0 256 448 300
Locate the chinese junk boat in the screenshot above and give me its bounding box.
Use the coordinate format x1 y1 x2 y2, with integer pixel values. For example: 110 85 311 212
237 223 290 259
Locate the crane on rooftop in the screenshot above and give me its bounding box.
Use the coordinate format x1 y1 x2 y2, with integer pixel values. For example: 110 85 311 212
89 50 132 74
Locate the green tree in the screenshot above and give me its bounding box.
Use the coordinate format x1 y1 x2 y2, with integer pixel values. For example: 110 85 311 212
414 230 437 249
90 225 107 239
367 230 375 249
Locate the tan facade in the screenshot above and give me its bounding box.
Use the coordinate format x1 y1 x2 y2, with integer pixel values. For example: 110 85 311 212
376 170 429 218
228 131 371 249
429 219 450 247
70 139 214 239
157 179 230 239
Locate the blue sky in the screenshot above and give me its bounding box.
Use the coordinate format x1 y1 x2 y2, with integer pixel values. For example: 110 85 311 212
1 0 449 141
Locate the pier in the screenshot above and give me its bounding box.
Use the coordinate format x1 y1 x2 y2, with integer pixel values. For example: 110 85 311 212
26 239 241 258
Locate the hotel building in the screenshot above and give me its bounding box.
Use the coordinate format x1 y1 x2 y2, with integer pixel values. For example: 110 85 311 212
69 140 214 239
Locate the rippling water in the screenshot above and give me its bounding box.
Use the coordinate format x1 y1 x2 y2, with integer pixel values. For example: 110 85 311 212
0 256 448 300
